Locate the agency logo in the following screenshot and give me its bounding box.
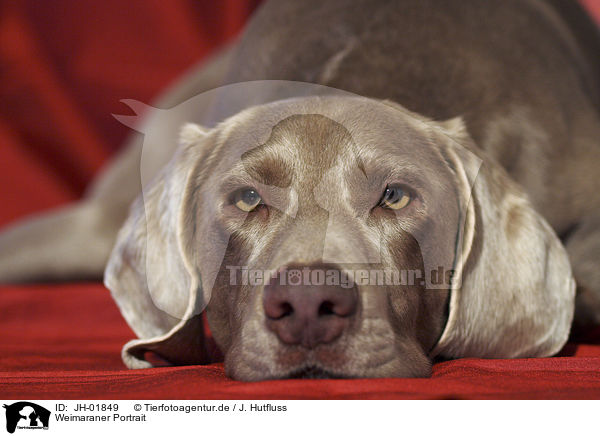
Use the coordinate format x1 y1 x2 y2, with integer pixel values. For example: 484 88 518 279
3 402 50 434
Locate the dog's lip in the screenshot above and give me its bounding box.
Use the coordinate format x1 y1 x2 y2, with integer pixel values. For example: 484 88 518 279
285 364 351 379
275 342 350 369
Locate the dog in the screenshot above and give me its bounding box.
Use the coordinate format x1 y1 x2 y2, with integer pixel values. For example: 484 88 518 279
0 0 599 380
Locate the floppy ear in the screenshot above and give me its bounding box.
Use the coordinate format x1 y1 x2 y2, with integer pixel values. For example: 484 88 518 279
104 123 211 368
431 118 575 359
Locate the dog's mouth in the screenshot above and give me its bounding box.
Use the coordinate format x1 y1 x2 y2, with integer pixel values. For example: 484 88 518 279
287 365 349 379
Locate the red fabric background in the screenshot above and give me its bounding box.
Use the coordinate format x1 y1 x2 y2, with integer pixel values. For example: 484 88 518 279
1 0 600 399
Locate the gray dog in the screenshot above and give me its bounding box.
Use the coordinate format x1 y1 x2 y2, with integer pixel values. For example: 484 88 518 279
0 0 599 380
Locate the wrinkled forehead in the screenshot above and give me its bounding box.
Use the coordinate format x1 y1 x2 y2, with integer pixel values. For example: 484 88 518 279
214 97 450 188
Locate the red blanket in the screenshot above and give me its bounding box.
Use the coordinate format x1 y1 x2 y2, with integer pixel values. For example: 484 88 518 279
1 0 600 399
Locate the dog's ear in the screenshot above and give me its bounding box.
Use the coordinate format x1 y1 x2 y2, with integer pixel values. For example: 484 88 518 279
104 123 211 368
431 117 575 359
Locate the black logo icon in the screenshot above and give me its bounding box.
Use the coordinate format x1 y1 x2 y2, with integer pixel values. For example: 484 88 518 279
3 402 50 434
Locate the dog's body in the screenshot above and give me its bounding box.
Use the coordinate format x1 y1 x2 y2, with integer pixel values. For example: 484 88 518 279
1 0 599 380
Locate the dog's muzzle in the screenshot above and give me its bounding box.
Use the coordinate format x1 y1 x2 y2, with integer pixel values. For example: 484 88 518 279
263 263 358 349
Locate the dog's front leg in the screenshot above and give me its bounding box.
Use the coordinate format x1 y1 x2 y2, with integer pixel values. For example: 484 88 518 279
566 214 600 328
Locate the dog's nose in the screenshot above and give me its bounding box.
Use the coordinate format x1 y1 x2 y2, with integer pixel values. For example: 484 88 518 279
263 264 358 348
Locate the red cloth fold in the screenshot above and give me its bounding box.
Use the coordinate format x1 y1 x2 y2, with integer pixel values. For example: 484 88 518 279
1 0 599 399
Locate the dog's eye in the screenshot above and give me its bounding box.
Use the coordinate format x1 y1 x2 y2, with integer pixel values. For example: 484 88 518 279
379 185 411 210
234 188 262 212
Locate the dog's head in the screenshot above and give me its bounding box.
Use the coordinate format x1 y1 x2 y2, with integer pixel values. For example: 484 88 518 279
105 96 574 380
